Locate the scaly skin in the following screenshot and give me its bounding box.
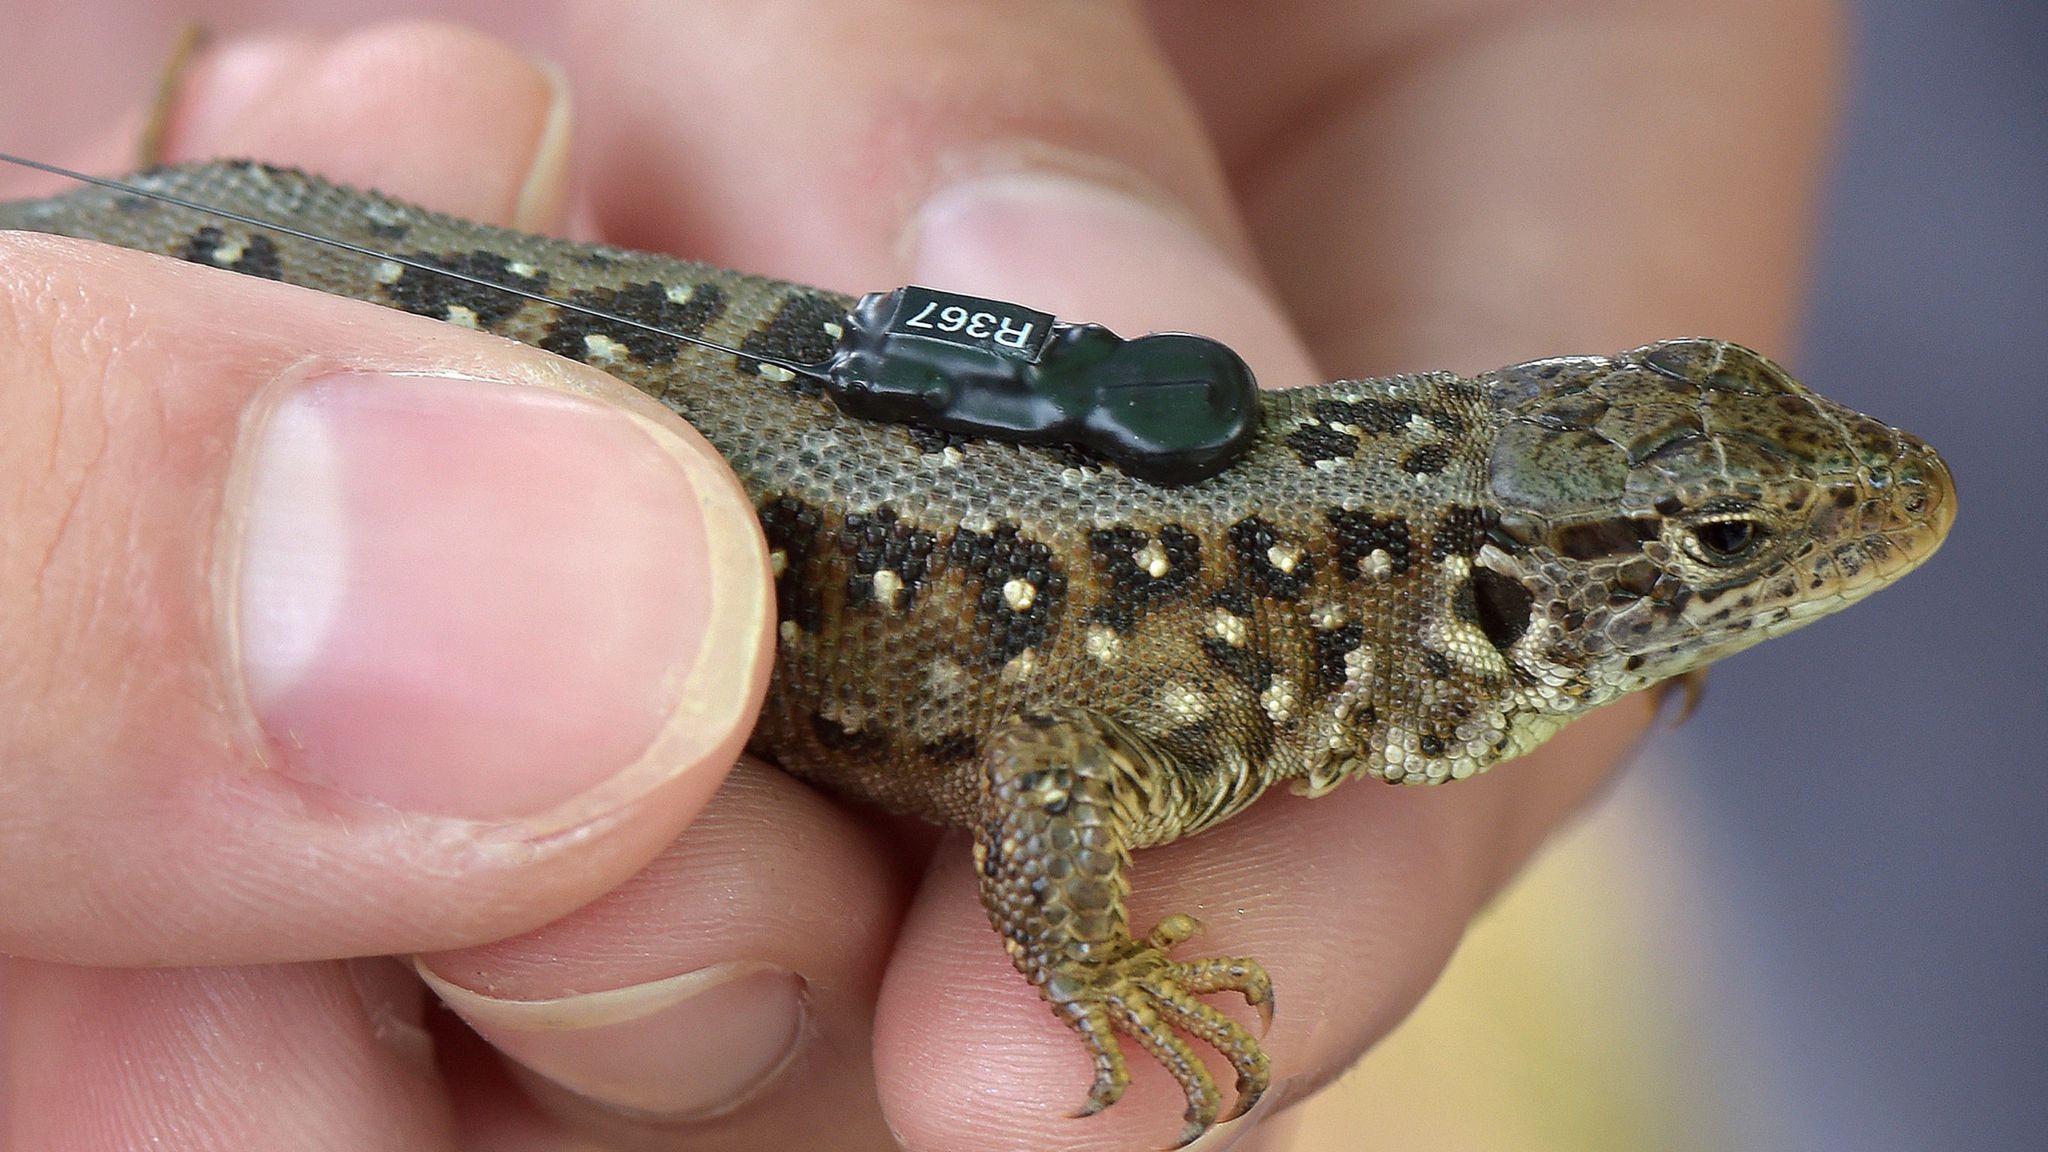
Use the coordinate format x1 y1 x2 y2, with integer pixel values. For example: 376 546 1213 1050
0 162 1957 1145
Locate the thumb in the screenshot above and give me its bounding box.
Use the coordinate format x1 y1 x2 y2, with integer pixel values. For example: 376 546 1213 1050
0 233 770 965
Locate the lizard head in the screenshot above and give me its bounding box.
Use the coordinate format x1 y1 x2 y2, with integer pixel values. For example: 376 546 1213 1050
1476 338 1954 712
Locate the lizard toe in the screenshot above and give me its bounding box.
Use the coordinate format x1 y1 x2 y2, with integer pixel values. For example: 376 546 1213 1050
1145 985 1270 1122
1035 921 1270 1144
1174 954 1276 1034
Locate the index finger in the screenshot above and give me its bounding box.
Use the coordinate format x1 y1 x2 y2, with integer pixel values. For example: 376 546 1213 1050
1150 0 1839 370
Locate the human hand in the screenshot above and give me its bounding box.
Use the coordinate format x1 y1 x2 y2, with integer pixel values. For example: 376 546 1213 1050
0 4 1835 1150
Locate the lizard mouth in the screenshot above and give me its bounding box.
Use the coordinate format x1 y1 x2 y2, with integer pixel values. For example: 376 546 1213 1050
1810 430 1954 603
1715 431 1955 647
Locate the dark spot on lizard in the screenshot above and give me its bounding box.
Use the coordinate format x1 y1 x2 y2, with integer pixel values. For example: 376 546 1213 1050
1423 650 1453 678
1226 518 1313 601
1328 510 1412 578
738 290 845 395
1311 622 1366 693
1429 505 1498 561
1201 636 1274 692
947 523 1066 669
1420 733 1446 758
1159 720 1224 763
759 495 826 634
1313 398 1413 434
178 226 282 280
1647 575 1690 608
921 731 980 765
841 506 938 611
1400 443 1455 474
537 280 727 365
385 248 548 328
1087 525 1202 633
1285 422 1359 466
1209 584 1255 618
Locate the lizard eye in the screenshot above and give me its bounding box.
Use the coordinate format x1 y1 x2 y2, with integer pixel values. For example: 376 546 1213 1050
1684 517 1766 564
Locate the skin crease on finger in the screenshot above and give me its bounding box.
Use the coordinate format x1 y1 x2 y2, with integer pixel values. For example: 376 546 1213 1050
0 3 1835 1151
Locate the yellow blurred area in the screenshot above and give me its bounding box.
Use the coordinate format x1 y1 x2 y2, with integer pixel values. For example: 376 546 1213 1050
1275 761 1723 1152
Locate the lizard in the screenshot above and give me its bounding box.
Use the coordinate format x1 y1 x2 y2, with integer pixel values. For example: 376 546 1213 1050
0 161 1956 1146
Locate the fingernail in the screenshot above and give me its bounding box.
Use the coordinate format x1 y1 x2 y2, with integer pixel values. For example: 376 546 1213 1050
513 57 575 230
234 372 729 821
908 168 1316 389
417 960 807 1119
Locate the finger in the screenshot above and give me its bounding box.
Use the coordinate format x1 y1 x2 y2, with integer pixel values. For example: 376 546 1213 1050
1149 0 1838 370
418 759 910 1149
559 0 1321 391
0 235 766 962
158 20 574 229
2 956 454 1151
0 7 181 197
0 20 572 231
0 45 770 964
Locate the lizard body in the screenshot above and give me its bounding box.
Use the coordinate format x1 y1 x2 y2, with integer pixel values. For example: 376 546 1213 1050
0 162 1956 1144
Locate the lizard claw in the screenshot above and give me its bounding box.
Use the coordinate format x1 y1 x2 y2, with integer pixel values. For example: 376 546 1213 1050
1042 919 1273 1145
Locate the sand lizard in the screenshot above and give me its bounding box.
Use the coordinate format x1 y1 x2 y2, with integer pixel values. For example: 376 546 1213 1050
0 161 1956 1145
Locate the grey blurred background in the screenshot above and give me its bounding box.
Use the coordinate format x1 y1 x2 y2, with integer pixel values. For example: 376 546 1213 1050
1666 1 2045 1149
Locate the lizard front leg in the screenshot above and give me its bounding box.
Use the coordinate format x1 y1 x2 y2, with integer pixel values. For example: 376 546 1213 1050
975 710 1274 1146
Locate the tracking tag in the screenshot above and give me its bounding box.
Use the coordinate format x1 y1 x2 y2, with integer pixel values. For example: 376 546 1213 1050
824 286 1260 485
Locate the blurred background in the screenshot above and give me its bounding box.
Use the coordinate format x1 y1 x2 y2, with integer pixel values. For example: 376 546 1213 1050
2 2 2040 1149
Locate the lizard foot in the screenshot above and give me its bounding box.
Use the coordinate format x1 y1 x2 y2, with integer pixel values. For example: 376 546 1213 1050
1046 914 1273 1147
977 711 1278 1144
